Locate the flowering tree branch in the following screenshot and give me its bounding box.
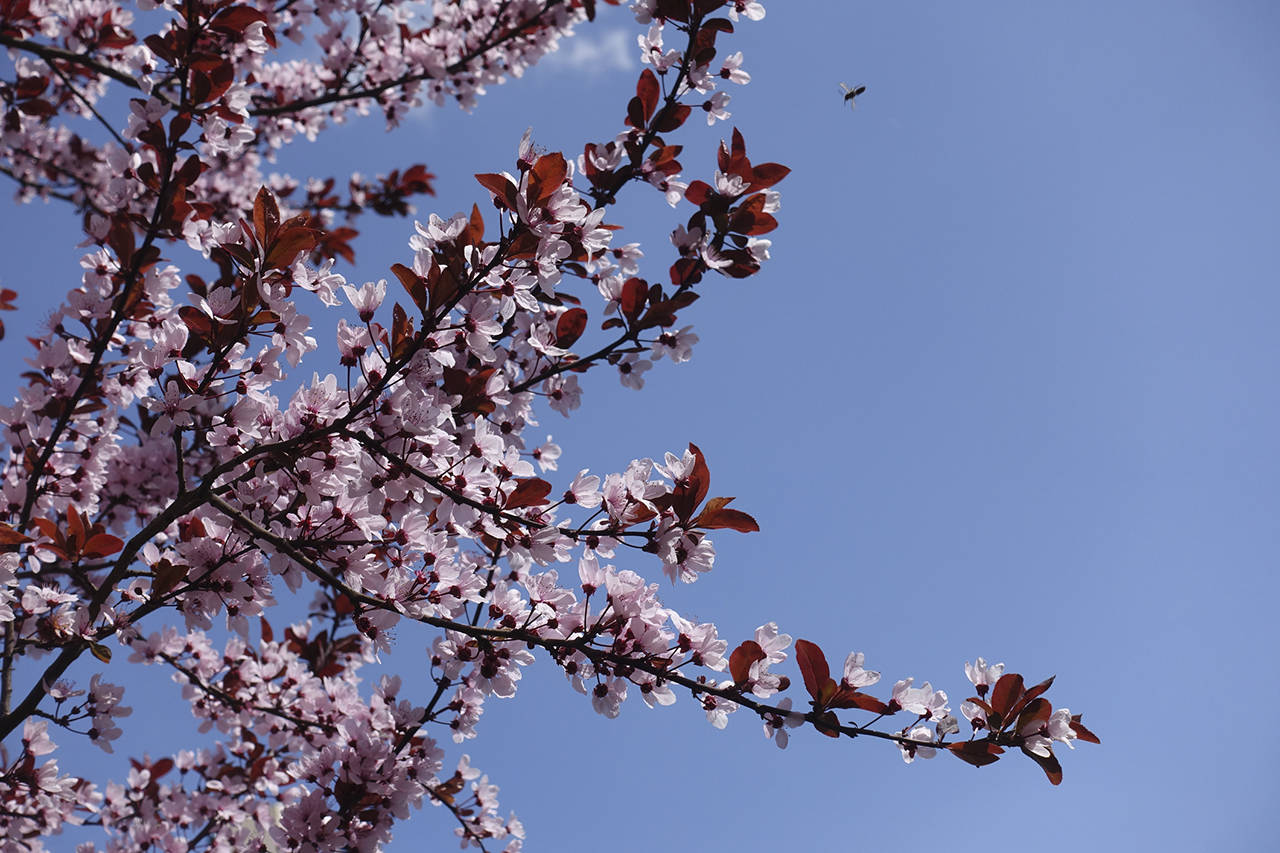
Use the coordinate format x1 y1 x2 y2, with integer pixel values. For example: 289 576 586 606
0 0 1095 849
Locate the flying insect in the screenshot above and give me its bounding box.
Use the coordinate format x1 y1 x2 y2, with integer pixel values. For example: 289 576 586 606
840 82 866 108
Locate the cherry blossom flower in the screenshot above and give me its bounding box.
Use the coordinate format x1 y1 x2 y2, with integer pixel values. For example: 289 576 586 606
965 656 1006 697
1022 708 1078 757
897 725 937 763
890 678 950 719
763 698 805 748
842 651 881 689
342 280 388 322
702 91 732 125
562 470 603 508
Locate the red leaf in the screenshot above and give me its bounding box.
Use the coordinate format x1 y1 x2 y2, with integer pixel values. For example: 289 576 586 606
654 0 689 23
686 442 711 507
815 710 842 738
1008 675 1056 722
0 522 31 546
65 507 84 545
16 98 55 117
619 277 647 321
794 639 831 702
14 75 48 99
749 162 790 190
636 69 659 123
210 5 268 34
828 687 891 715
29 517 57 539
265 225 319 269
529 153 568 206
652 103 691 133
390 263 427 311
391 303 414 360
555 308 588 347
475 172 517 210
463 202 485 246
626 96 646 129
1070 715 1101 744
506 478 552 509
989 673 1025 724
1021 745 1064 785
1015 697 1051 736
252 186 279 244
669 257 703 286
152 559 188 597
683 180 712 207
81 533 124 559
695 504 758 533
948 740 1005 767
728 640 765 684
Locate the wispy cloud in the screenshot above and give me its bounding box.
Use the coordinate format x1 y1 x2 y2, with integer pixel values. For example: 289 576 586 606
544 28 635 74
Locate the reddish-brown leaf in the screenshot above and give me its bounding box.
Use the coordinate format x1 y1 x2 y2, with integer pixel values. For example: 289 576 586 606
81 533 124 559
265 226 319 269
683 180 712 207
815 710 842 738
210 5 268 34
828 686 891 715
949 740 1005 767
1013 674 1056 713
529 153 568 206
152 559 188 597
390 263 427 311
1070 715 1101 744
462 203 485 246
252 186 279 245
728 640 766 684
687 442 711 507
669 257 704 286
794 639 831 702
695 505 759 533
1021 745 1064 785
475 172 517 209
990 672 1025 724
65 507 85 546
652 103 691 133
178 306 213 341
1015 697 1052 736
554 308 588 347
626 96 646 129
619 277 647 321
29 517 57 539
16 98 55 117
749 162 791 190
654 0 689 23
0 522 31 546
391 303 414 360
1008 674 1056 723
636 69 659 123
506 478 552 509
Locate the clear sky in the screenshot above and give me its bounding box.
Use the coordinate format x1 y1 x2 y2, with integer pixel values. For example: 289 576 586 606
2 1 1278 850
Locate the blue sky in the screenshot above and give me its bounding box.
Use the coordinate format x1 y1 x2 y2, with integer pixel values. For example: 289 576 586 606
3 1 1278 850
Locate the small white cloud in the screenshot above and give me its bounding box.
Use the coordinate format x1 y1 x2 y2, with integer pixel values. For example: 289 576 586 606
544 28 634 74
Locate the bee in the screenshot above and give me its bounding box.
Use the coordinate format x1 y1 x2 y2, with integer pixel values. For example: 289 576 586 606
840 82 867 109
